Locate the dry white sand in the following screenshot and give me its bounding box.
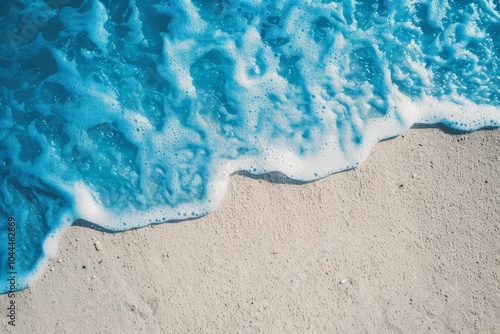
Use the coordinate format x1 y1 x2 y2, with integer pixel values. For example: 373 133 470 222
2 128 500 333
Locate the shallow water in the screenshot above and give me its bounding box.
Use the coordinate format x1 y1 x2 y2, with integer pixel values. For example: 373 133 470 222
0 0 499 292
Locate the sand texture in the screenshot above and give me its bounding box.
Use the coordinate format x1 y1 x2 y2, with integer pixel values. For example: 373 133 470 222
1 128 499 333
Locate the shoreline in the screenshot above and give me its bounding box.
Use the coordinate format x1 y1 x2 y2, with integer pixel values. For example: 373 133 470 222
2 127 499 333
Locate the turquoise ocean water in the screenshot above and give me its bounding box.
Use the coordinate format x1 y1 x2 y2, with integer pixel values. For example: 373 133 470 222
0 0 499 292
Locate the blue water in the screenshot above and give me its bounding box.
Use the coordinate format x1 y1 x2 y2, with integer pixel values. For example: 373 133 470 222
0 0 499 293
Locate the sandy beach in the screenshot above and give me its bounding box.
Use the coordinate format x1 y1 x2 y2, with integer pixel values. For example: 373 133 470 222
1 127 499 333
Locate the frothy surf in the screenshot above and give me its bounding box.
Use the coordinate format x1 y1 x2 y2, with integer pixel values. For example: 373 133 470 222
0 0 499 292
